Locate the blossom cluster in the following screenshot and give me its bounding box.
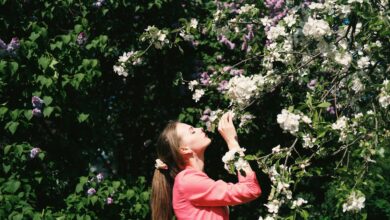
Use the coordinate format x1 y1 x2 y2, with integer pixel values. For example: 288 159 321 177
140 26 170 49
222 147 249 175
31 96 44 117
113 51 143 77
30 147 41 159
276 109 312 135
342 191 366 213
0 37 20 54
85 173 114 205
378 79 390 108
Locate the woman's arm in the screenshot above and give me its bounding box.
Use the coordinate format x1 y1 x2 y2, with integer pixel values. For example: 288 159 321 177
178 168 261 206
218 111 254 174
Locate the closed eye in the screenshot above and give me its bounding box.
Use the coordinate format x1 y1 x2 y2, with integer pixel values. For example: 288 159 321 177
189 126 195 134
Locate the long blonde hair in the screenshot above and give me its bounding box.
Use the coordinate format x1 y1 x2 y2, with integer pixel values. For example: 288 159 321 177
151 121 185 220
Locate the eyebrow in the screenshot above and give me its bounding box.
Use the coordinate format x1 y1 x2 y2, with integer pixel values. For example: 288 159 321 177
189 126 194 132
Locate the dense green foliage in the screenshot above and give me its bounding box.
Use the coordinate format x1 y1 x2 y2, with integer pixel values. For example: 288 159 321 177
1 0 389 219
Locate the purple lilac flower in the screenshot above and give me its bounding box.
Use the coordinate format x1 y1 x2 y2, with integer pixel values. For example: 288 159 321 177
218 35 235 50
230 69 244 76
245 25 254 41
265 0 285 11
87 188 96 196
264 0 288 28
106 197 113 205
241 38 248 51
92 0 105 7
217 80 229 92
327 106 336 115
0 38 6 49
30 147 41 158
200 108 211 121
32 96 44 109
200 114 209 121
96 173 104 182
32 108 42 117
6 37 20 52
307 79 317 90
200 72 210 85
222 66 232 73
203 108 211 115
77 32 88 45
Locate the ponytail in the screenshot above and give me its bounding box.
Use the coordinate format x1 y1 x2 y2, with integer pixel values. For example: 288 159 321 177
151 121 185 220
151 169 173 220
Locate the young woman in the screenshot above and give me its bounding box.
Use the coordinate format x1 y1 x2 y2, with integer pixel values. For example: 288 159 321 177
151 112 261 220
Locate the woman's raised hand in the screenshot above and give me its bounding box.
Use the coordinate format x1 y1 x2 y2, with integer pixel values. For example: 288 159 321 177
218 111 240 150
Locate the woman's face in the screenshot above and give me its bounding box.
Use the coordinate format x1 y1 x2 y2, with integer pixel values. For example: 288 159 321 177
176 123 211 153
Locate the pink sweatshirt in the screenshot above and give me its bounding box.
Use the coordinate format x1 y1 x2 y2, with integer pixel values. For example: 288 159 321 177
173 166 261 220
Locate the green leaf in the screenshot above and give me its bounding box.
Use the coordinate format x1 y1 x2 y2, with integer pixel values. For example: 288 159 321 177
9 62 19 76
74 24 83 33
29 32 40 41
299 209 309 220
12 213 23 220
0 106 8 117
61 34 71 44
5 121 19 134
244 155 257 161
24 110 33 121
38 56 51 70
90 196 98 205
35 176 43 184
317 102 331 108
43 106 54 117
126 189 135 199
3 164 11 173
0 60 6 72
113 181 121 189
77 113 89 123
33 213 42 220
43 96 53 105
75 183 83 193
15 145 23 156
4 145 12 154
4 180 21 193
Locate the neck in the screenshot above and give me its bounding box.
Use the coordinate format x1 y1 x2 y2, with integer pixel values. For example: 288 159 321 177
187 151 205 171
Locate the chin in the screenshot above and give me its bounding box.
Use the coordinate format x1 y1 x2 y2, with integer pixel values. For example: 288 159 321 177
205 138 212 147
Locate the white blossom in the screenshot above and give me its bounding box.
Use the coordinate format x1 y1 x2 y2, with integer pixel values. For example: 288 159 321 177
302 17 331 39
302 134 316 148
334 52 352 67
272 145 281 154
342 191 365 212
234 158 249 170
277 109 301 134
332 116 348 130
113 65 128 77
239 114 255 128
291 197 308 208
357 56 370 69
238 4 256 14
192 89 205 102
301 115 312 124
379 95 390 108
265 200 280 214
188 80 199 91
190 18 198 29
267 25 288 40
283 14 297 27
351 78 365 93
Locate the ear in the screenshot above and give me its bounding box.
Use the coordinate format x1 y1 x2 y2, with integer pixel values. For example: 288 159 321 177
179 146 193 156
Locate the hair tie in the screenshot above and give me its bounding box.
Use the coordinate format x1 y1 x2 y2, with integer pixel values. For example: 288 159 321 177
155 159 168 170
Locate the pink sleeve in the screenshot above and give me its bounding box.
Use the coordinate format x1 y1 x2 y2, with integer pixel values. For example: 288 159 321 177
179 169 261 206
